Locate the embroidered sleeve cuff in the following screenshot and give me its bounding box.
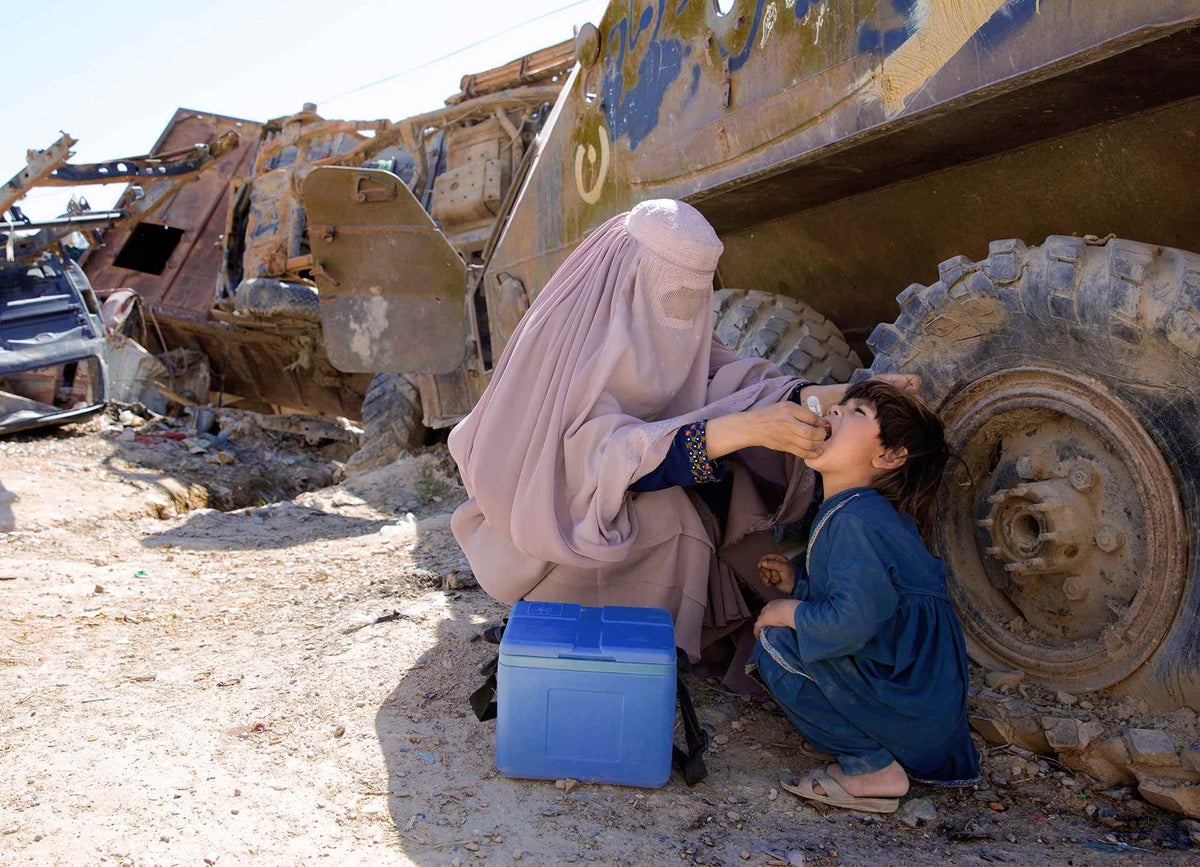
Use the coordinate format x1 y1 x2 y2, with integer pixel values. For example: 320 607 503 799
682 420 725 484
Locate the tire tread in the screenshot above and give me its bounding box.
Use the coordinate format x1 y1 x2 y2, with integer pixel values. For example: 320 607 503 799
346 373 425 475
712 289 862 384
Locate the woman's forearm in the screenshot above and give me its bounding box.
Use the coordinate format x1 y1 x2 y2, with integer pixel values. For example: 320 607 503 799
796 374 923 410
705 413 752 460
796 382 849 410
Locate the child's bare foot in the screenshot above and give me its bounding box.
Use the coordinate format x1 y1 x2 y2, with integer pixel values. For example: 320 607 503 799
820 761 909 798
798 741 833 760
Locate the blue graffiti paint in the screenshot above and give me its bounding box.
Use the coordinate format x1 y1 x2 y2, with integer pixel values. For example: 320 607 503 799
602 39 686 149
859 0 1035 58
601 0 777 150
607 7 628 64
858 0 918 56
973 0 1038 50
632 5 655 49
601 1 687 151
856 24 910 55
596 0 1038 155
719 0 769 73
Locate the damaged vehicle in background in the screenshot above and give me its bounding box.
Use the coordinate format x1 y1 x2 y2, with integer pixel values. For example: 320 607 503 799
0 131 237 434
76 40 574 467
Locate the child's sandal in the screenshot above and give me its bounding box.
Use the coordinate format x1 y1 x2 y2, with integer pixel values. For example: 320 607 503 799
780 769 900 814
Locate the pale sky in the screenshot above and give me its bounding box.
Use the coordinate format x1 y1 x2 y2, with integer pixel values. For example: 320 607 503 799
3 0 610 220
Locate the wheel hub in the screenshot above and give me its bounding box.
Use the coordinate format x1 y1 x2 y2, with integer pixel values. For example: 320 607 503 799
938 367 1186 691
983 475 1095 574
978 462 1133 639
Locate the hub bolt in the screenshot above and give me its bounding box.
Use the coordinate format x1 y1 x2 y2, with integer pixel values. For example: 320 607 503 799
1062 575 1089 601
1070 464 1096 492
1015 456 1042 480
1095 525 1125 554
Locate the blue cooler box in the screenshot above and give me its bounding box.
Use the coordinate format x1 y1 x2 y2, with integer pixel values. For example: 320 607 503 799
496 602 677 788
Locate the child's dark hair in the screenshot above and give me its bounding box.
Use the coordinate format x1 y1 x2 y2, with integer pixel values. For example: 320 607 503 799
841 380 949 536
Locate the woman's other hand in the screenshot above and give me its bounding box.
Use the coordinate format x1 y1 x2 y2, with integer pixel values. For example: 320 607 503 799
753 598 801 637
758 553 796 594
796 374 922 411
875 373 921 393
706 402 828 461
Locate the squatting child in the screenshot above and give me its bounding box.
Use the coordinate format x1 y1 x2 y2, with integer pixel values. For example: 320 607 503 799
749 380 981 814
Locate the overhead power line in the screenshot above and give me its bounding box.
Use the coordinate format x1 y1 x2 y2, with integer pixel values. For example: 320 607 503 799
320 0 591 106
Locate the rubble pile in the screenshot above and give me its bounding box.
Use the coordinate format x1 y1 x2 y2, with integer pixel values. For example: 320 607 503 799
970 666 1200 819
100 402 362 513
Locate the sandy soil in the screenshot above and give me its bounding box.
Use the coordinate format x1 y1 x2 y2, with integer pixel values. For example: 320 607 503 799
1 416 1196 866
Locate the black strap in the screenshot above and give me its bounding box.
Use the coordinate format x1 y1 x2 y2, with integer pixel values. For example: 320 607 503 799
470 664 498 722
469 620 506 722
672 653 708 786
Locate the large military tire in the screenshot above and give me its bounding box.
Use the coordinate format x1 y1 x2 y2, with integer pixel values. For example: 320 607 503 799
345 373 426 476
713 289 862 382
233 278 320 321
866 236 1200 709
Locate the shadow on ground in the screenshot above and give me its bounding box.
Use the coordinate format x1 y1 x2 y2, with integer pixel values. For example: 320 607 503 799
373 592 680 865
140 502 392 550
100 432 338 513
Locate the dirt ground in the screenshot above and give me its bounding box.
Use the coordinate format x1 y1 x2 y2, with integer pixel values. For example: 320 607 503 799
1 413 1197 866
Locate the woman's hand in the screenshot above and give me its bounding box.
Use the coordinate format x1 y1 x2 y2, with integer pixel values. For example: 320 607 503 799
754 599 801 638
705 402 828 461
758 553 796 594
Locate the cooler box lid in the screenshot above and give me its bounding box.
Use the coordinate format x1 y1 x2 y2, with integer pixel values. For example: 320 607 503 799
500 602 676 666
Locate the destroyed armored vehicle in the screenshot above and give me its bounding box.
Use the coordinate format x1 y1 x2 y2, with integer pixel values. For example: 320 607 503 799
0 132 236 434
77 40 575 458
301 0 1200 812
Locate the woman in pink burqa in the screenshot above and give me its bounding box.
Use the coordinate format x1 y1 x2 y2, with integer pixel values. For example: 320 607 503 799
448 199 911 676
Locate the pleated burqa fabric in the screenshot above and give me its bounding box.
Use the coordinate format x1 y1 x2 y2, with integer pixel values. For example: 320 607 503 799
448 200 815 658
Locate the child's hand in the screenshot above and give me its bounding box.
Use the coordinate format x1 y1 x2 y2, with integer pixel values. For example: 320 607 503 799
754 599 801 637
758 553 796 594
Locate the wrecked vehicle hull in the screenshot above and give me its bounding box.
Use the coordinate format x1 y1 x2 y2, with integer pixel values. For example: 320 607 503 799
2 125 239 434
81 40 574 424
78 109 372 417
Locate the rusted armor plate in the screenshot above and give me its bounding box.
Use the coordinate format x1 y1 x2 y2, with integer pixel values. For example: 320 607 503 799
303 166 467 375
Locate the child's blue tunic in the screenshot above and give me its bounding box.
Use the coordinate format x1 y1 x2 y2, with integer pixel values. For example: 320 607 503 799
749 486 980 784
